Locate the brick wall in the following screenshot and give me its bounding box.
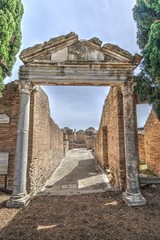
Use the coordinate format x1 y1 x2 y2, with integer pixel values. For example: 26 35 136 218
28 88 64 194
144 110 160 175
138 130 146 164
0 83 19 190
0 82 64 194
86 136 95 149
94 87 126 189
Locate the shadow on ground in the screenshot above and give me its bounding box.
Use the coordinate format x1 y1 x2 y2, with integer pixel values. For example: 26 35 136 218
0 185 160 240
43 158 111 194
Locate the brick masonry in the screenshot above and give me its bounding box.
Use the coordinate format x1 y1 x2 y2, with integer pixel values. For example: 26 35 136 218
0 82 64 194
143 110 160 175
95 87 126 190
0 83 19 190
138 130 146 164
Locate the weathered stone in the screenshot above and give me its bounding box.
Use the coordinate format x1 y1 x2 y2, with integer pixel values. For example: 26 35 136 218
6 194 30 208
6 81 33 207
20 32 78 63
121 82 146 206
89 37 102 46
19 32 141 87
0 114 10 123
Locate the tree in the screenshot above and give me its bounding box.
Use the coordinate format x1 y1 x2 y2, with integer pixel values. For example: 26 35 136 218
0 0 23 92
133 0 160 118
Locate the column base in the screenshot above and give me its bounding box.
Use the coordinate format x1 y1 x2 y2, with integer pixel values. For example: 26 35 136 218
123 191 146 206
6 194 30 208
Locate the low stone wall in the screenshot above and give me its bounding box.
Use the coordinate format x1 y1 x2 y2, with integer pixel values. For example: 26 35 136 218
144 110 160 175
94 87 126 189
0 82 64 194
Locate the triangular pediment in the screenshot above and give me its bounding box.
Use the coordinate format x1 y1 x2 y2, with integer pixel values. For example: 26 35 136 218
19 32 142 65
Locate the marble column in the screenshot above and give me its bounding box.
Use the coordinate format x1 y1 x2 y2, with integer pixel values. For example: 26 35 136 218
6 81 33 208
122 82 146 206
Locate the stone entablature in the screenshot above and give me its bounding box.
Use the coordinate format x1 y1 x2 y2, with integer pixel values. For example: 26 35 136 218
19 32 141 86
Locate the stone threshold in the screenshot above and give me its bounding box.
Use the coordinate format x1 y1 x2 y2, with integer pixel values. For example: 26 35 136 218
140 176 160 185
36 188 115 197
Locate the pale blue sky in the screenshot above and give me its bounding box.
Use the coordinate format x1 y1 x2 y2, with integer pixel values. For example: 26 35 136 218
5 0 151 130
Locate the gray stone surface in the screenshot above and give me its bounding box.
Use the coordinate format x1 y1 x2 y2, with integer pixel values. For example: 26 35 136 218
39 149 112 196
122 83 146 206
0 114 10 123
6 194 30 208
6 81 33 208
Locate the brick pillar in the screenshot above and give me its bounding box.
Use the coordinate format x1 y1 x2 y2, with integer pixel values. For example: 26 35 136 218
6 81 33 208
121 82 146 206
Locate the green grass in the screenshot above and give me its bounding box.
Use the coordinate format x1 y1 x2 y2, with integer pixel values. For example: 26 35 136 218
139 164 158 177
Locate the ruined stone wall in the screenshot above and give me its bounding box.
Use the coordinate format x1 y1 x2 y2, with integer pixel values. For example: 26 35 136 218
144 111 160 175
0 82 64 194
95 87 126 189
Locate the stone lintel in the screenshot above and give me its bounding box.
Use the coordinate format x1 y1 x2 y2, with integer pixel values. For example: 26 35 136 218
19 64 134 86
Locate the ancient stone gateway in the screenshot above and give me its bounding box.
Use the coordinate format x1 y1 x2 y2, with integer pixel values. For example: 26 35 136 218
6 32 146 207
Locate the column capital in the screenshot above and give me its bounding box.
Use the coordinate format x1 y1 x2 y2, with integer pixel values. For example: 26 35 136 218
121 82 136 97
15 80 33 94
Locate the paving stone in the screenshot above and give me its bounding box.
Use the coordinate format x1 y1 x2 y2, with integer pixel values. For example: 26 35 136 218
68 184 77 189
39 149 112 196
61 185 68 189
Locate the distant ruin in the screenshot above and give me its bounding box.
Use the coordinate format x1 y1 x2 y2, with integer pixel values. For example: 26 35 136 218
63 127 96 150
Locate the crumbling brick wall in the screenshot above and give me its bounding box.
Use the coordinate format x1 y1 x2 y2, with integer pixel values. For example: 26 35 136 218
95 87 126 189
144 110 160 175
0 82 64 194
138 130 146 164
28 88 64 194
